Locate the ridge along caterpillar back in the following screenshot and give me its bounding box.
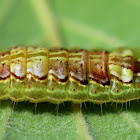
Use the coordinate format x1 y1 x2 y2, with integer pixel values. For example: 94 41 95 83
0 46 140 104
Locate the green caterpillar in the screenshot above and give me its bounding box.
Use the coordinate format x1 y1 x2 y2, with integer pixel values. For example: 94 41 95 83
0 46 139 104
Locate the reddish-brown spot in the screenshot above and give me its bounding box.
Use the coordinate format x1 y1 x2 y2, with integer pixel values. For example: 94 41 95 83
28 85 31 88
94 90 97 94
117 90 119 93
52 87 54 90
138 85 140 88
73 88 76 92
9 86 10 89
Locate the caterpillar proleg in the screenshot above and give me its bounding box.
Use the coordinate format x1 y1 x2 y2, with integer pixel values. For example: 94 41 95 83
0 46 139 104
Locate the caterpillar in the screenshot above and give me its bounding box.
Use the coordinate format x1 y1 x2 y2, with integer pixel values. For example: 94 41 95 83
0 46 139 104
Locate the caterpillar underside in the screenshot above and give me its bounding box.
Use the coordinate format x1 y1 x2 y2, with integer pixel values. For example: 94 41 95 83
0 46 140 104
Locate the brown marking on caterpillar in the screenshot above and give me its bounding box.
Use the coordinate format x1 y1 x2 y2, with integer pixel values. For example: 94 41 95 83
88 51 109 86
108 63 132 69
0 64 10 79
50 48 68 51
69 50 88 85
49 53 68 58
0 51 10 80
0 75 10 80
49 73 68 83
110 56 132 63
48 49 68 83
89 76 110 86
109 55 133 59
109 75 133 84
109 56 133 70
69 75 88 85
0 52 10 57
27 72 47 80
134 61 140 73
11 72 26 80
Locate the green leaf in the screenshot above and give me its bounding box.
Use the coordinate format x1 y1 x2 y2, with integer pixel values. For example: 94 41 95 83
0 0 140 140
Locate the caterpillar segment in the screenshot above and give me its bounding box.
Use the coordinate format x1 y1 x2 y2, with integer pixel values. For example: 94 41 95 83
9 47 26 101
68 50 88 103
0 47 139 104
47 49 68 103
108 50 134 102
26 47 48 103
88 51 110 103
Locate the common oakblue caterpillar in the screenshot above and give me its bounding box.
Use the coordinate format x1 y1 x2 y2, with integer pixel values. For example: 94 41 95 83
0 46 139 104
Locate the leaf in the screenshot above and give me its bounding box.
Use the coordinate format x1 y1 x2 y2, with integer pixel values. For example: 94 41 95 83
0 0 140 140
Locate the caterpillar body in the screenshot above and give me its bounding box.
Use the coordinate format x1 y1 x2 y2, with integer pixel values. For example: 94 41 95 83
0 46 139 104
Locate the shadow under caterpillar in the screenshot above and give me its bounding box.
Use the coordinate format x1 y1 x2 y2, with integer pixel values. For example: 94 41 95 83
0 46 139 104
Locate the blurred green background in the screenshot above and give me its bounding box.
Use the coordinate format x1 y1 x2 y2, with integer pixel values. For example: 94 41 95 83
0 0 140 140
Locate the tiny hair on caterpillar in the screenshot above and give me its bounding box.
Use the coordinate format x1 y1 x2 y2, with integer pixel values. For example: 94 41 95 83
0 46 139 104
